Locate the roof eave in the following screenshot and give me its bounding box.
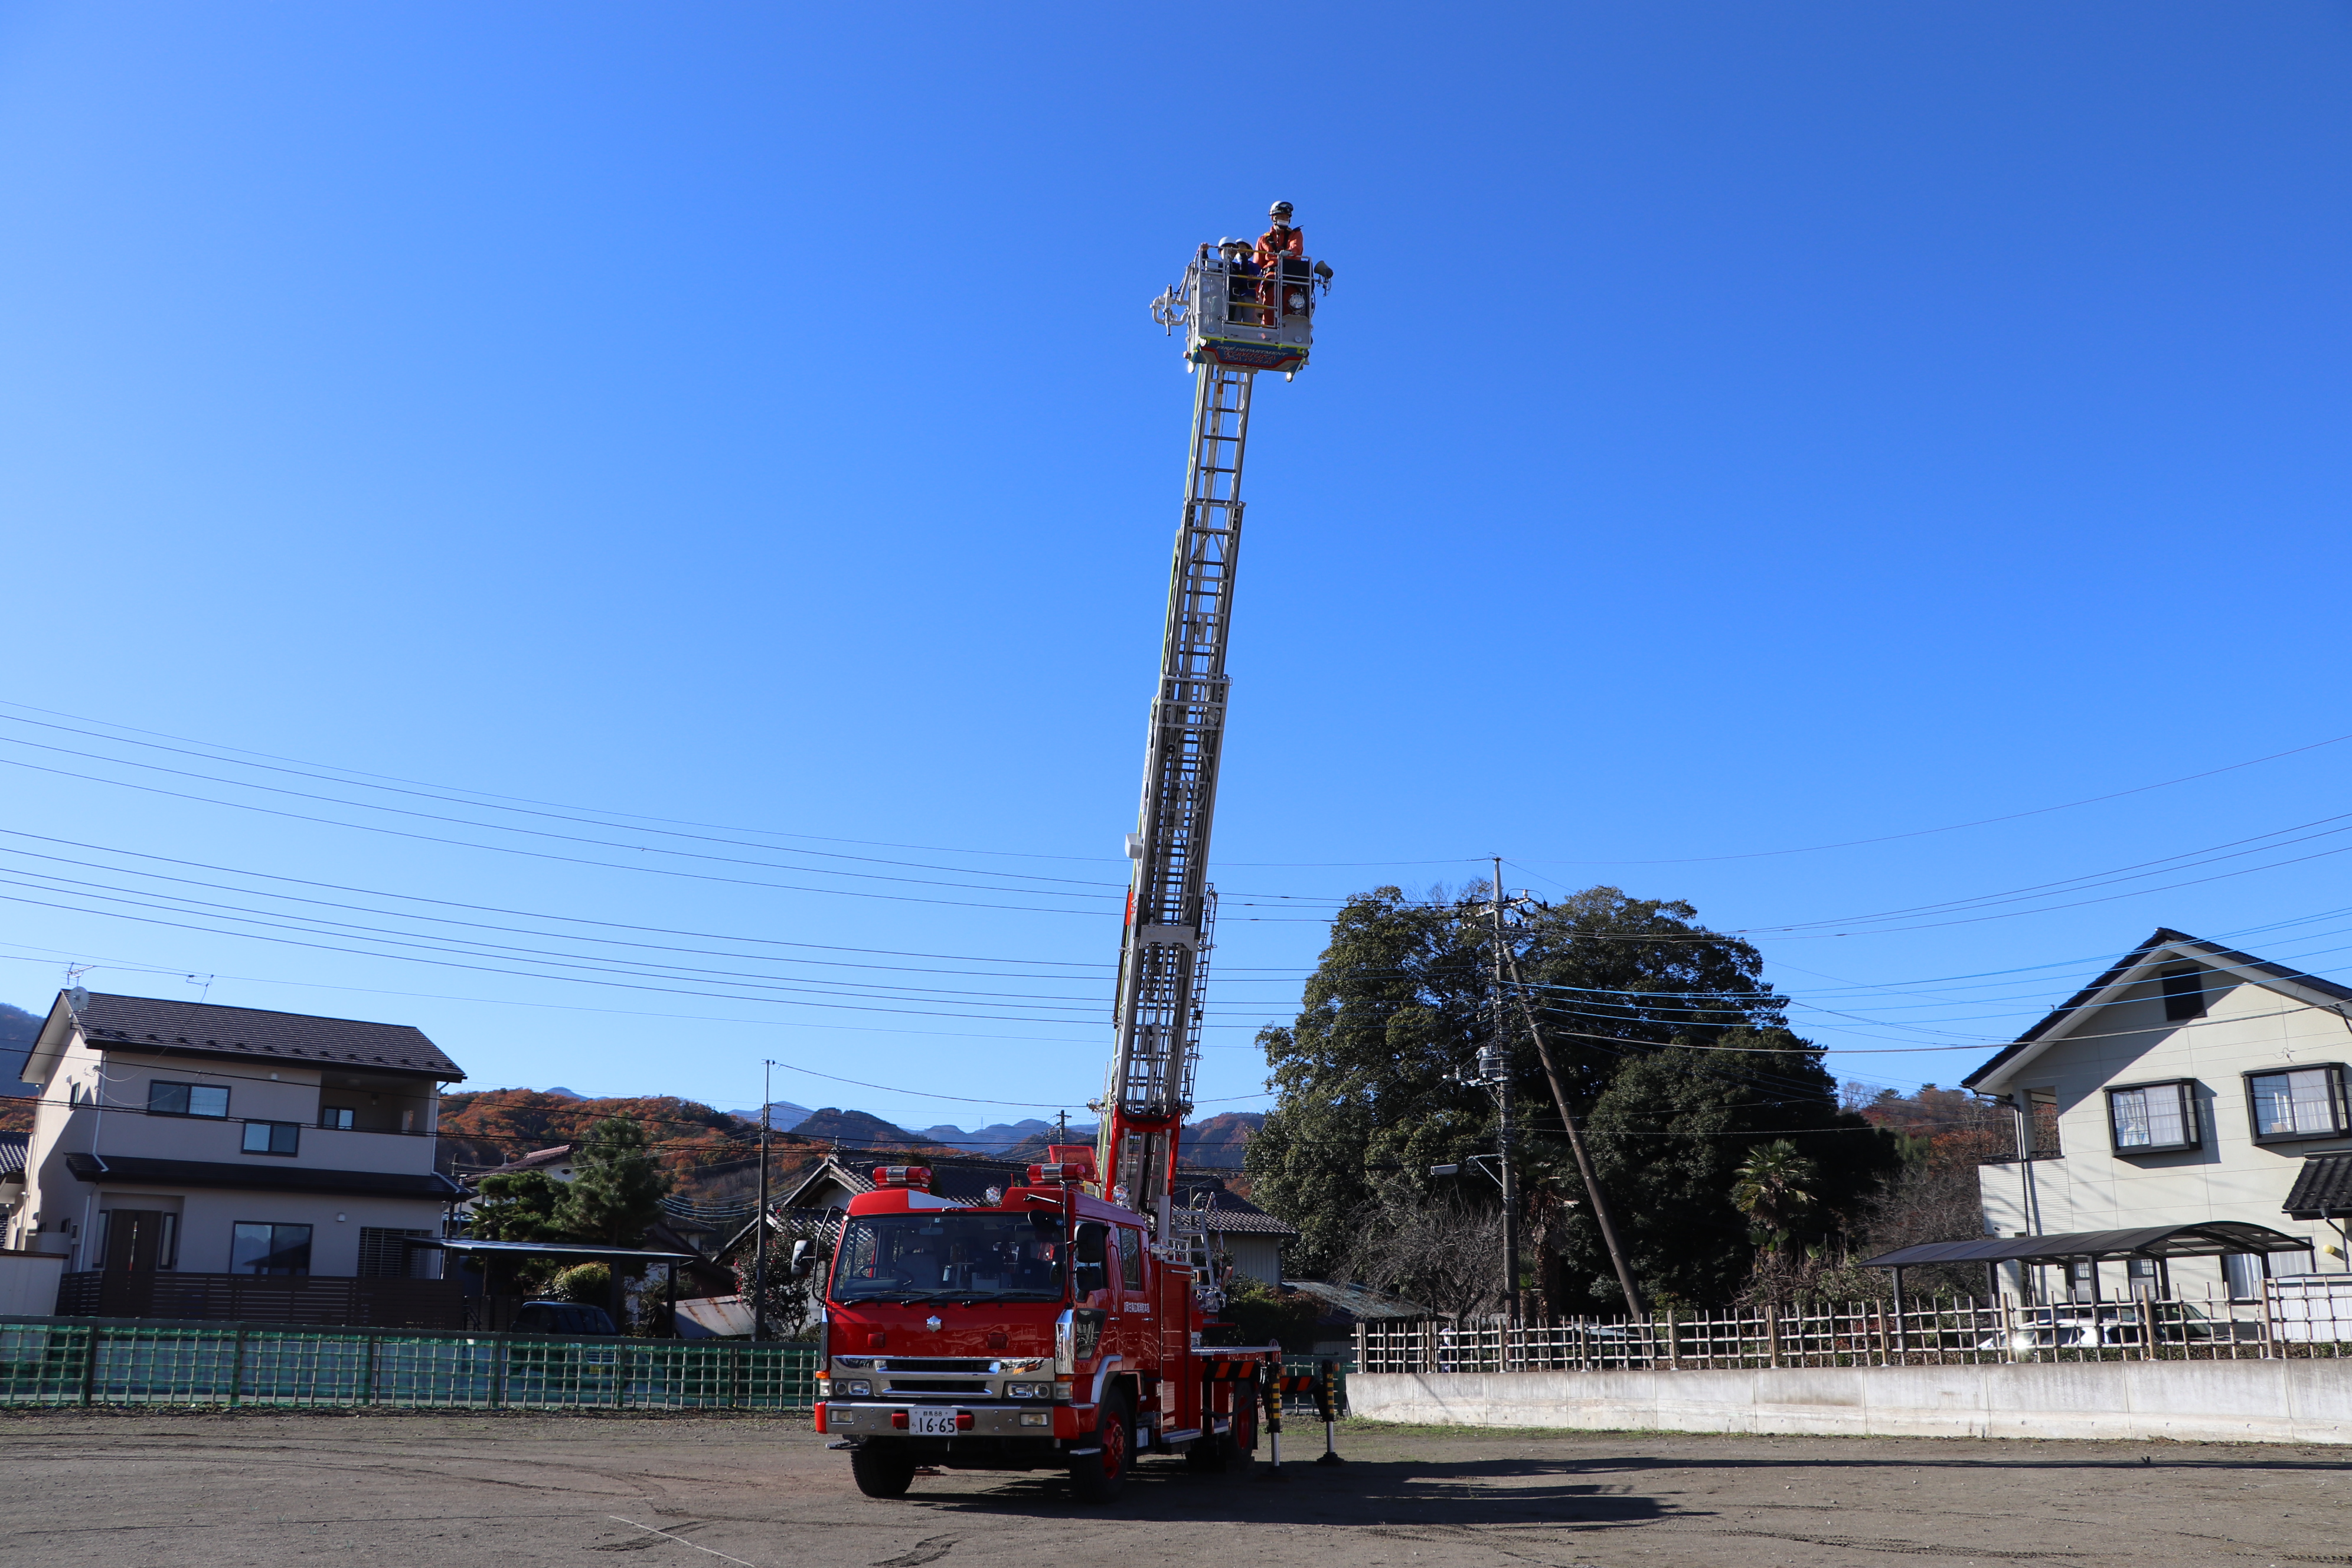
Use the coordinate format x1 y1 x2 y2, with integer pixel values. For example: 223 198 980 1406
1965 929 2352 1093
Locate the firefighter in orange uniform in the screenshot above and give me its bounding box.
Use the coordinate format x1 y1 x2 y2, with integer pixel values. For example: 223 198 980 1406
1255 201 1303 268
1256 201 1306 317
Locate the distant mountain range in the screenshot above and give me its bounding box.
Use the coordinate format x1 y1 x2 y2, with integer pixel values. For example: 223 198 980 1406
726 1099 818 1132
745 1102 1260 1169
0 1003 39 1099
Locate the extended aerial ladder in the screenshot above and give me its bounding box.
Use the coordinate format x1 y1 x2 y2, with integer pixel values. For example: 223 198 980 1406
1098 226 1329 1241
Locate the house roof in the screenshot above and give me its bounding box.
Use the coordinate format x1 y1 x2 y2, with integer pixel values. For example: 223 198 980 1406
780 1151 1028 1210
1861 1221 2312 1270
62 1151 464 1201
1282 1278 1429 1320
1963 929 2352 1092
53 992 465 1080
2285 1155 2352 1221
1171 1177 1298 1238
0 1131 26 1179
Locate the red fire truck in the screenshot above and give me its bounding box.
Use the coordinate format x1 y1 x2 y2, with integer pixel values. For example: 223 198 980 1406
812 215 1328 1502
811 1149 1274 1501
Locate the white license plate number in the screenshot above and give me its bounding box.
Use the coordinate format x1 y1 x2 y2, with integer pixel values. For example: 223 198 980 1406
908 1407 959 1436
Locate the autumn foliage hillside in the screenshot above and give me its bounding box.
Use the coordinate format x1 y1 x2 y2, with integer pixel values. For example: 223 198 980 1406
436 1089 802 1181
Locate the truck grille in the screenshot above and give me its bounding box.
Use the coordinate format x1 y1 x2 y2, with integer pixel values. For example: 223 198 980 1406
885 1379 992 1394
876 1358 994 1373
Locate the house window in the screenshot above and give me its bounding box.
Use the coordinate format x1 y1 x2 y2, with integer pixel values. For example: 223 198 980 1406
2244 1066 2350 1144
149 1081 230 1118
2223 1252 2267 1301
2160 965 2210 1022
241 1121 300 1156
320 1106 355 1130
231 1222 312 1276
2026 1088 2062 1157
2106 1080 2200 1153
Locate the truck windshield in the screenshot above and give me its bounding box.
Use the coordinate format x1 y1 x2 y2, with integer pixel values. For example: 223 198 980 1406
829 1210 1068 1304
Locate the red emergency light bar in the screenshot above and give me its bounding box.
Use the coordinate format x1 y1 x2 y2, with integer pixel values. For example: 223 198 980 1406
1027 1143 1097 1187
872 1166 932 1191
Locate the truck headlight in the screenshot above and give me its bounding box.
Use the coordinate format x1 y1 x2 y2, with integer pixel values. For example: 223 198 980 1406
1053 1377 1073 1402
816 1378 832 1399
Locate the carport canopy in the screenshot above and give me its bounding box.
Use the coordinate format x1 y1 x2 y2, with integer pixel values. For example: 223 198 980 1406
422 1239 707 1265
1860 1221 2309 1272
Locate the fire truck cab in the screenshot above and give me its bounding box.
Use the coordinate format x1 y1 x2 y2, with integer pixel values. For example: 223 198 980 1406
813 1153 1276 1502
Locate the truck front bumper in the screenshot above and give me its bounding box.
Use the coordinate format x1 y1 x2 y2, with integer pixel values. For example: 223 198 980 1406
816 1401 1067 1440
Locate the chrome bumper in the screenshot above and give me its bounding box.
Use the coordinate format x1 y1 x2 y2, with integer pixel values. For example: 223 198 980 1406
822 1401 1058 1438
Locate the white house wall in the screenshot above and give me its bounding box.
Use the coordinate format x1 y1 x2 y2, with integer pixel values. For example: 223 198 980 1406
15 1028 451 1271
1977 965 2352 1296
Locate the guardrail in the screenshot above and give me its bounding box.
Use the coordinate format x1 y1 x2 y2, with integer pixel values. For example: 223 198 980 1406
1355 1282 2352 1374
0 1315 816 1410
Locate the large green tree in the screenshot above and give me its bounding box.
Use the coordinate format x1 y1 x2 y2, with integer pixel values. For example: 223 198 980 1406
1244 884 1898 1312
557 1115 675 1246
470 1168 567 1242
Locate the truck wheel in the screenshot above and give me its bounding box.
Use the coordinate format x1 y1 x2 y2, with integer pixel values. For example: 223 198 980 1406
1069 1389 1132 1504
850 1443 917 1500
1225 1392 1258 1470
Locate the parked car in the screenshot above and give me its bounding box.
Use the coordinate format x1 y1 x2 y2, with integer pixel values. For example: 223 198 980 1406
511 1301 618 1336
1978 1300 2266 1353
1981 1305 2142 1352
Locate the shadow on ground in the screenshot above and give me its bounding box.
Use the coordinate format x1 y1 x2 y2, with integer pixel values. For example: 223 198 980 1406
892 1453 1674 1529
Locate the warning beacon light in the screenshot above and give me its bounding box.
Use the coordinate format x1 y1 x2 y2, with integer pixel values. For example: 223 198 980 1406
871 1166 932 1192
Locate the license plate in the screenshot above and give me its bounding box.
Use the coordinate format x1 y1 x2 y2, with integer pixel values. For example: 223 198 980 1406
908 1407 959 1436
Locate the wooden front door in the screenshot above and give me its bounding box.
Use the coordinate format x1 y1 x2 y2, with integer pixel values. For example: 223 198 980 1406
103 1209 171 1272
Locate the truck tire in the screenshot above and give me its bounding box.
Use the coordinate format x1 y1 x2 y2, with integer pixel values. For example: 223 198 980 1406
1184 1387 1256 1473
1225 1389 1258 1469
1069 1388 1132 1504
850 1443 917 1500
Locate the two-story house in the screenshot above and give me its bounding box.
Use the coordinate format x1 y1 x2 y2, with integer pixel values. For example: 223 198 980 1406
1965 929 2352 1304
11 989 467 1319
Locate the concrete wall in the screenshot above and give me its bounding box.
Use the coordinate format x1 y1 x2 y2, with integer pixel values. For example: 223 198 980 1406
1350 1361 2352 1445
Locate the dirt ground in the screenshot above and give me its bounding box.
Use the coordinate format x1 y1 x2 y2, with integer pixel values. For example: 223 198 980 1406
3 1410 2347 1567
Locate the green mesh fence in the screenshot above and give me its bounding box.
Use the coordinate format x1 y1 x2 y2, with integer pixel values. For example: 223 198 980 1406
0 1316 815 1410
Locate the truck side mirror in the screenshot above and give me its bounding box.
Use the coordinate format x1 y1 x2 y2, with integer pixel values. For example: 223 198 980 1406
789 1239 815 1279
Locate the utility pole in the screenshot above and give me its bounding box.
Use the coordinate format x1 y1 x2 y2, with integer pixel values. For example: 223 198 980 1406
752 1060 772 1343
1498 942 1647 1318
1488 857 1520 1323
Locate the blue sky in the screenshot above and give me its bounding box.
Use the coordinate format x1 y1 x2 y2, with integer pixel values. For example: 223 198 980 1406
4 4 2350 1138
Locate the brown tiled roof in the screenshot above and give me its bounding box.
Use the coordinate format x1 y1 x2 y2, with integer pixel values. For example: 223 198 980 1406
73 992 463 1080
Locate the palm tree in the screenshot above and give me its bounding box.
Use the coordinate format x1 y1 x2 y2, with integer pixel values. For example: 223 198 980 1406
1731 1140 1818 1255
